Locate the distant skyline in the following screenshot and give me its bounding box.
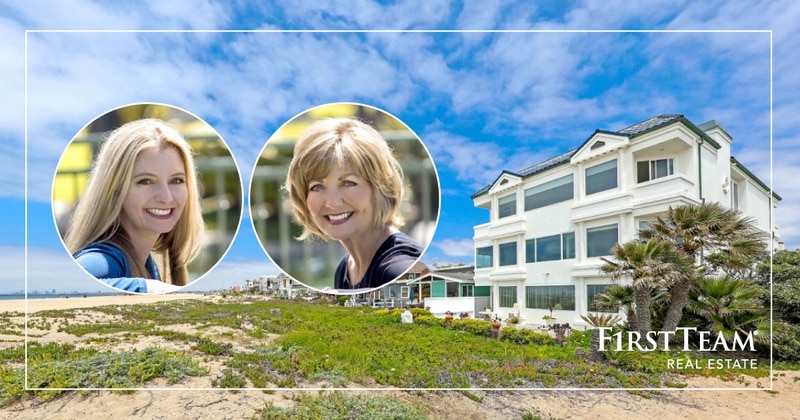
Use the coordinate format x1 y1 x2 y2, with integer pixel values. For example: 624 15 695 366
1 2 796 293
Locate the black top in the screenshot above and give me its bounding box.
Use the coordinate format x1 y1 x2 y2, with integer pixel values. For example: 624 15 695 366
334 232 423 290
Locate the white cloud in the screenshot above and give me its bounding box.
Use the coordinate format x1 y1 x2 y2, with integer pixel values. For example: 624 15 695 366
434 238 474 257
2 1 800 252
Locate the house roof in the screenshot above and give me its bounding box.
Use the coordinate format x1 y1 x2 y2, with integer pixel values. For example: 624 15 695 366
407 272 474 285
731 156 782 201
473 114 725 199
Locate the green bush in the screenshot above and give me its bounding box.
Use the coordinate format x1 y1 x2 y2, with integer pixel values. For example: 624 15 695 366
409 307 430 316
499 328 552 346
414 315 445 327
766 322 800 362
451 319 492 337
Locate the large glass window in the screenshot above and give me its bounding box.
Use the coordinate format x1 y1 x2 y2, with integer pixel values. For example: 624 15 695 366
587 224 618 257
562 232 576 259
499 241 517 266
525 239 536 263
525 285 576 310
524 175 574 210
400 286 410 299
525 232 576 263
461 284 474 297
586 159 617 195
476 246 493 268
499 286 517 308
536 234 561 262
636 158 674 183
498 193 516 218
446 282 459 297
587 284 616 312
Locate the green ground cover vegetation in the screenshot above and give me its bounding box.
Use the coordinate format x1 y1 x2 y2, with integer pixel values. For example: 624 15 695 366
0 295 776 410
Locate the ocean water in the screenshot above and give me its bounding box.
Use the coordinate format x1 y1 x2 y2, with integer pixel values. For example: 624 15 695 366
0 293 122 301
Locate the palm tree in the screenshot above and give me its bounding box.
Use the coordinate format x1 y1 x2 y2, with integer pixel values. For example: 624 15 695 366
600 239 690 336
592 284 637 331
640 202 766 335
687 276 769 341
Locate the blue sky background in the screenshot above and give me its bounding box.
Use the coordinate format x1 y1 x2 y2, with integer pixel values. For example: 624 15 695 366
1 1 797 294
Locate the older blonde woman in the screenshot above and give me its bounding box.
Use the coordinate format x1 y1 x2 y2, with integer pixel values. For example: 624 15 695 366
285 118 422 290
65 118 204 293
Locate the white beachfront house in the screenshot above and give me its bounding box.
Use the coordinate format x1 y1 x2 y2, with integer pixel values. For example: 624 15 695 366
471 114 780 328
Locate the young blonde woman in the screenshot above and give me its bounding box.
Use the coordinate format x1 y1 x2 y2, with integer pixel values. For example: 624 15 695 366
65 118 204 293
285 118 423 291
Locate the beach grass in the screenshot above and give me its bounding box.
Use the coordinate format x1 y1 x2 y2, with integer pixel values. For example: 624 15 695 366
253 391 429 419
0 295 774 409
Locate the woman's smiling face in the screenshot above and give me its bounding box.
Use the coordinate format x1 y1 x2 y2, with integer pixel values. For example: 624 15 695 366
119 146 187 242
305 164 374 242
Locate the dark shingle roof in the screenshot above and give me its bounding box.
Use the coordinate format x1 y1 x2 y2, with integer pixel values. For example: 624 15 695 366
616 114 684 136
472 114 713 199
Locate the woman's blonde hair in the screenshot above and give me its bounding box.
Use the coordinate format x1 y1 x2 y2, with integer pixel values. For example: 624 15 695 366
285 118 405 241
64 118 204 285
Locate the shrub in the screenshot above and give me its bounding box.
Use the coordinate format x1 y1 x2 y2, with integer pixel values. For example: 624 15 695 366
409 307 430 316
254 391 427 419
765 321 800 362
414 315 445 327
499 328 551 346
451 319 492 337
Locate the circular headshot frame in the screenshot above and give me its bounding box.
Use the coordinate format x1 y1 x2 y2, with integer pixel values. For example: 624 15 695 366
249 102 440 294
52 102 244 294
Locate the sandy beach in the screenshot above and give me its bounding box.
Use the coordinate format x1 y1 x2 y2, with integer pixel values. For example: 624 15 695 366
1 293 212 314
2 294 798 419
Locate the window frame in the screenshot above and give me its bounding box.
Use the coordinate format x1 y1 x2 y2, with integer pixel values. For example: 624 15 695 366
524 285 576 310
586 223 618 258
499 286 517 308
498 193 517 219
498 241 518 266
476 246 493 268
524 174 574 210
587 284 616 312
636 157 674 183
585 158 618 195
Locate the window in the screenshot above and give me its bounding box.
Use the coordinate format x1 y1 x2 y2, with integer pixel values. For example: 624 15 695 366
499 241 517 266
536 234 561 262
637 158 674 183
461 284 474 297
587 224 618 257
525 232 576 263
732 182 740 212
476 246 493 268
525 285 575 310
587 284 616 312
499 286 517 308
524 175 574 210
525 239 536 263
447 282 459 297
586 159 617 195
400 286 410 299
498 193 516 218
562 232 576 259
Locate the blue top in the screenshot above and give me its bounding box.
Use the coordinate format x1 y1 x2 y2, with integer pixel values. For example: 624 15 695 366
73 242 160 293
334 232 423 290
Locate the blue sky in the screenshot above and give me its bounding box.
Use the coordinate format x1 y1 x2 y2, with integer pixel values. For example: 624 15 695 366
1 1 797 294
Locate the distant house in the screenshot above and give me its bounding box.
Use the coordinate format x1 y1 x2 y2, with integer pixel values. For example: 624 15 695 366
244 273 304 298
369 264 490 318
472 114 780 328
406 264 490 318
